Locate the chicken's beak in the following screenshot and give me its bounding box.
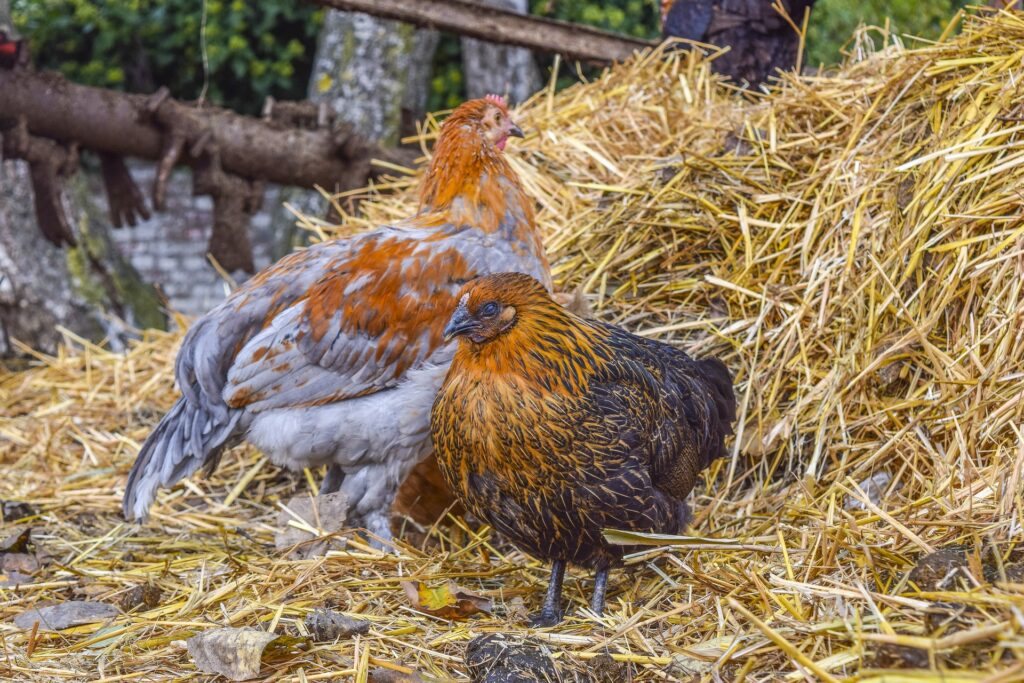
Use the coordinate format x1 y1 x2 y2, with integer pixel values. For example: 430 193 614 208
443 303 479 342
508 122 524 139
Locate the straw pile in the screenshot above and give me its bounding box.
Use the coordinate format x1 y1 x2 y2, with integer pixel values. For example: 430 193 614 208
4 8 1024 681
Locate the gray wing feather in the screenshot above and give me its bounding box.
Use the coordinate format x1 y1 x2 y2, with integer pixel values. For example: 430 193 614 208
122 396 242 520
123 238 356 519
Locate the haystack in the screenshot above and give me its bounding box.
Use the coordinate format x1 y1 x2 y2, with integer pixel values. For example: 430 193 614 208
3 8 1024 681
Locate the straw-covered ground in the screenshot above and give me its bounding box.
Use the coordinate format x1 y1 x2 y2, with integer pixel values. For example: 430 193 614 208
4 8 1024 682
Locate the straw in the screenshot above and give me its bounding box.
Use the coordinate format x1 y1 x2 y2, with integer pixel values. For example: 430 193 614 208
3 8 1024 680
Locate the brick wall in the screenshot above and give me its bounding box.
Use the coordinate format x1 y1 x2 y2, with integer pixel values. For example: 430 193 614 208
109 163 281 317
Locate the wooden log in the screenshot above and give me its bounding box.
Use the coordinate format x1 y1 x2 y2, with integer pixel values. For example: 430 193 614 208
310 0 657 63
0 69 413 193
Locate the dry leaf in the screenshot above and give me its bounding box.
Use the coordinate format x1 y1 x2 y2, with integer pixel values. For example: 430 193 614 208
275 492 348 558
14 601 118 631
504 596 529 623
368 668 426 683
666 654 714 678
119 582 163 612
304 608 370 641
1 501 36 522
185 627 306 681
1 552 38 574
1 527 39 580
402 580 492 620
0 527 31 553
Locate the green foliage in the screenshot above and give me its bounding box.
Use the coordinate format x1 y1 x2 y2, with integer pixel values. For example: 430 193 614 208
807 0 973 66
11 0 321 114
529 0 660 39
427 37 466 113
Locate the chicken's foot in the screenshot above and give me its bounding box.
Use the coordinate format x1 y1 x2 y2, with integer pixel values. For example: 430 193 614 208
529 559 565 627
590 565 609 616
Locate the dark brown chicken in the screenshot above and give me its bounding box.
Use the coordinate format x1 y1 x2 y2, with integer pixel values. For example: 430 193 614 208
431 273 736 624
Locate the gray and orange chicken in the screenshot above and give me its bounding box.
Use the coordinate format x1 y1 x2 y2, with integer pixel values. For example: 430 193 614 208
431 273 735 624
122 96 551 543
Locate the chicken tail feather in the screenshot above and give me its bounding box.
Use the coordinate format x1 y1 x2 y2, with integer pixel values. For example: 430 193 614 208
698 357 736 426
694 356 737 464
122 396 242 521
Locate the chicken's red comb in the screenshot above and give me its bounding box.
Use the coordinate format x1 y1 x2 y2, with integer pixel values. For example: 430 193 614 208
484 93 508 109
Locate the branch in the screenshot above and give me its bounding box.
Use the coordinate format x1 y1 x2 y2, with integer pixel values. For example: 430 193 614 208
191 147 261 273
0 69 412 191
309 0 656 63
99 152 151 228
0 68 418 271
0 117 78 246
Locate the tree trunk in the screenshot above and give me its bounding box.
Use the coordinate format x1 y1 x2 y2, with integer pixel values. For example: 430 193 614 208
461 0 540 104
309 10 439 145
272 10 438 254
0 160 166 355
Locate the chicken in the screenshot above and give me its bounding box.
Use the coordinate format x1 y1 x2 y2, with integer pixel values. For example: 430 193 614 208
123 96 552 543
431 273 735 624
661 0 816 85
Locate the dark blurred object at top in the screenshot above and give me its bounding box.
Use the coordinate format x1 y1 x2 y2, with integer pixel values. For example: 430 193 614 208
661 0 816 85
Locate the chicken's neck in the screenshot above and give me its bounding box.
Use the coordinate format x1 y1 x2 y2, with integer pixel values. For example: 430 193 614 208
417 127 537 244
450 308 613 397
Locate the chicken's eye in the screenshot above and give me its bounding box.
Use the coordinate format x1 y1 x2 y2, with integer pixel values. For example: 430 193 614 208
480 302 500 318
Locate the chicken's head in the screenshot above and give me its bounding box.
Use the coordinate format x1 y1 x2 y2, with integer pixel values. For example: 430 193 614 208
443 272 547 344
445 94 524 152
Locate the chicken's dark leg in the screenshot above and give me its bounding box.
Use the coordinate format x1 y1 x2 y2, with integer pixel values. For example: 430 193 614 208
320 465 345 494
590 565 610 616
530 560 565 627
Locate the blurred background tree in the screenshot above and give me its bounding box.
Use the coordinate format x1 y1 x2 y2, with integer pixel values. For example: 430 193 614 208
13 0 982 115
533 0 660 38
